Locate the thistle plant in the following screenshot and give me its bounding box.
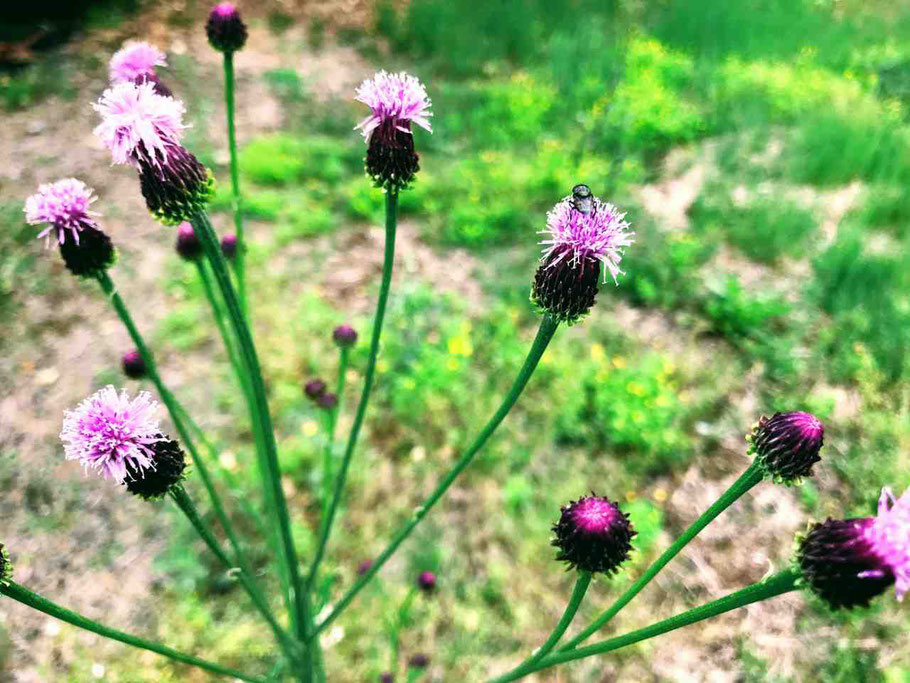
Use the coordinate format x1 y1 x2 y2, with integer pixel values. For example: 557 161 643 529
4 7 906 682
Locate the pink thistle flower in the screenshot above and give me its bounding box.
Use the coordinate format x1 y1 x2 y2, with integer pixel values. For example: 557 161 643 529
863 487 910 601
24 178 99 245
354 70 432 142
93 81 186 168
109 41 167 84
61 386 162 483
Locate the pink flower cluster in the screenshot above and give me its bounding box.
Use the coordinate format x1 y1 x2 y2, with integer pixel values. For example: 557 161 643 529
863 487 910 600
109 41 167 83
355 71 433 142
24 178 98 245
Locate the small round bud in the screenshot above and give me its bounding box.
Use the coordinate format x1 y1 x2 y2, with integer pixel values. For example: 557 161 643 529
379 674 394 683
0 543 12 586
317 392 338 410
416 570 436 592
206 3 248 53
175 222 202 260
220 233 238 259
121 349 146 379
408 654 429 669
59 225 116 278
357 559 373 576
124 436 187 500
749 412 824 483
333 324 358 348
552 494 635 575
304 379 327 401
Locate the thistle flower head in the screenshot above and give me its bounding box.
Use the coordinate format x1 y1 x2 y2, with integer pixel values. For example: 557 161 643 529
798 488 909 609
176 222 202 260
61 386 162 484
355 71 431 190
206 3 248 53
333 324 358 348
532 186 633 324
25 178 99 245
221 233 238 259
125 436 188 500
93 81 186 168
109 41 167 84
0 543 11 586
552 494 635 575
417 570 437 592
749 411 824 483
121 349 146 379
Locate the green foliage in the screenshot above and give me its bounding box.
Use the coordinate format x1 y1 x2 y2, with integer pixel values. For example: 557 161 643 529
0 57 76 111
239 134 358 186
702 276 790 343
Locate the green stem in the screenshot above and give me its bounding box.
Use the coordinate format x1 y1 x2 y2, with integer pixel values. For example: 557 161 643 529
306 190 399 589
168 485 299 660
490 571 592 683
311 314 560 637
190 212 310 670
0 582 265 683
223 50 247 318
320 348 350 531
560 460 764 651
522 569 800 677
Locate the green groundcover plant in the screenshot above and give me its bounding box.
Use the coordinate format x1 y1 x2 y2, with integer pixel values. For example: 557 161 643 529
3 5 908 682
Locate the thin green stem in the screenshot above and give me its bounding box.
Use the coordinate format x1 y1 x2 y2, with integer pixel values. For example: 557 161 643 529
306 190 399 589
311 314 560 637
320 348 350 530
223 51 247 317
0 582 265 683
490 571 592 683
560 459 764 651
169 485 299 660
522 569 800 677
191 212 310 673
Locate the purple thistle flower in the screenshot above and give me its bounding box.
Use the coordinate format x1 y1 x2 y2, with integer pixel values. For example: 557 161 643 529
206 3 248 53
176 222 202 260
355 71 432 190
416 570 437 592
24 178 99 245
121 349 147 379
305 378 327 401
333 324 358 348
532 185 633 324
798 487 910 609
749 411 824 483
221 233 238 259
552 494 635 575
109 41 167 84
60 386 162 484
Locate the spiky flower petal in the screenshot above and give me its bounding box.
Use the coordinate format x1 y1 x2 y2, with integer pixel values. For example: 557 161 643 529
109 41 167 84
749 411 824 483
552 494 635 575
61 386 162 483
25 178 99 245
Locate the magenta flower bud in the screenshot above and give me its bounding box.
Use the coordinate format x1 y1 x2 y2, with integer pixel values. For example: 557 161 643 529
408 654 429 669
206 3 248 53
552 494 635 575
355 71 432 191
175 222 202 260
416 570 437 592
124 435 187 500
304 379 327 401
333 324 358 348
379 674 393 683
221 233 238 259
317 392 338 410
532 185 633 325
61 386 163 484
0 543 11 586
749 411 824 483
121 349 147 379
798 487 909 609
357 559 373 576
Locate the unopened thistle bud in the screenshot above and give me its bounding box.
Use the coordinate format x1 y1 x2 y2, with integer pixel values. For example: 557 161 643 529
206 3 248 53
317 392 338 410
121 349 147 379
0 543 11 586
417 570 437 592
532 186 633 325
408 654 430 669
125 435 188 500
355 71 432 191
797 487 909 609
333 324 358 348
552 494 635 575
379 674 394 683
25 178 116 278
94 82 214 226
175 222 202 260
304 378 327 401
748 412 824 483
221 233 238 259
357 559 373 576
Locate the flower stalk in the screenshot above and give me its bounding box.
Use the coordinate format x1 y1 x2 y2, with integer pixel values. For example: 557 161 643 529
222 50 247 316
321 345 351 521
